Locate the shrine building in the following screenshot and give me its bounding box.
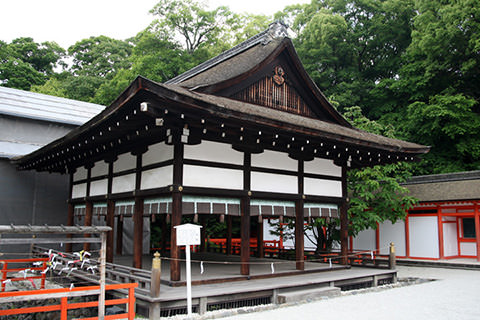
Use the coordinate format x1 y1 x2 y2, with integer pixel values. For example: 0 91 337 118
14 22 429 281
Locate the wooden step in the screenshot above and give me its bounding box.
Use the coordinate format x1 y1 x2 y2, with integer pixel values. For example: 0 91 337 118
276 286 341 304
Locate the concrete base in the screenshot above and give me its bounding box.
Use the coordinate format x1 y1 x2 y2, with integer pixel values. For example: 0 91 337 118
276 286 341 304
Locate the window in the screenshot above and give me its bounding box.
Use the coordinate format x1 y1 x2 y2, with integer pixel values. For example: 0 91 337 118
462 218 476 239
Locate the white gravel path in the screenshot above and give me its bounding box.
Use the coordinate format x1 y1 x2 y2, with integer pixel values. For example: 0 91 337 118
193 266 480 320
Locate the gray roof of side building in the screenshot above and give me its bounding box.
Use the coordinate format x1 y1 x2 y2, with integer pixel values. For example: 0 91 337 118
403 171 480 202
0 86 105 126
0 86 105 159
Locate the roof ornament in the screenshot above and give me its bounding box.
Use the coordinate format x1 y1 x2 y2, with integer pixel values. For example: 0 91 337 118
263 20 289 44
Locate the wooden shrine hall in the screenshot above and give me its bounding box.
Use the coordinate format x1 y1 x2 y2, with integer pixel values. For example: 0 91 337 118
14 22 429 282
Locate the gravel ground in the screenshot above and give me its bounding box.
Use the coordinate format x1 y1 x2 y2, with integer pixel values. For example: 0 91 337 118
162 266 480 320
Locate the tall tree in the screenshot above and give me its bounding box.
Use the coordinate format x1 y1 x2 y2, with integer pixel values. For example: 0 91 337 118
391 0 480 173
149 0 239 54
0 38 64 90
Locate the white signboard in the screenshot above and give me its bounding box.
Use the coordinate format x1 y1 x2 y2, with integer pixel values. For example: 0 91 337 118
175 223 201 246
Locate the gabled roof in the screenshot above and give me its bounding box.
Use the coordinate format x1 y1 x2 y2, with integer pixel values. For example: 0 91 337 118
168 21 350 127
0 86 105 126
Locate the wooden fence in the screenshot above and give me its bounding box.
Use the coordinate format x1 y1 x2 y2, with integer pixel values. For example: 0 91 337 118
0 257 48 291
0 282 137 320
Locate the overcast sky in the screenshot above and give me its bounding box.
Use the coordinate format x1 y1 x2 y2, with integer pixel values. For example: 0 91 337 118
1 0 309 49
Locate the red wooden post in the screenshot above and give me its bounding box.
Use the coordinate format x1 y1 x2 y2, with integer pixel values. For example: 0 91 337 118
60 297 68 320
437 205 445 259
40 261 47 289
1 262 7 292
128 286 136 319
474 202 480 262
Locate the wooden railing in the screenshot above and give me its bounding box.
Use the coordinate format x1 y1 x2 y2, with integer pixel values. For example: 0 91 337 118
0 282 137 320
0 258 48 291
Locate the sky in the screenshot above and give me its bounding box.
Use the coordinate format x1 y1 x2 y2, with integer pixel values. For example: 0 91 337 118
1 0 310 49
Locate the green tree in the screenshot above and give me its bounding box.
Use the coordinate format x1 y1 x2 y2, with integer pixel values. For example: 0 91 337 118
344 106 417 235
149 0 239 54
287 0 415 113
390 0 480 173
0 38 64 90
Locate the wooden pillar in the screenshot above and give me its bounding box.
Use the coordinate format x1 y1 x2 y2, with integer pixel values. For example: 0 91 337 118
340 166 349 265
66 202 74 253
106 160 114 262
106 200 115 263
256 218 264 258
241 152 251 275
240 197 250 275
170 139 184 281
116 215 123 255
295 199 305 270
133 197 144 268
161 214 168 256
84 201 93 252
199 215 207 253
475 202 480 262
226 215 233 255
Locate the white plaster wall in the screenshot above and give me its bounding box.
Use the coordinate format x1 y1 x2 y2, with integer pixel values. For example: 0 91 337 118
353 228 376 251
252 150 297 171
460 242 477 256
112 173 136 194
379 220 406 256
91 161 108 177
143 142 173 166
72 183 87 199
89 179 108 196
114 152 136 173
408 216 439 258
304 158 341 177
304 178 342 197
141 166 173 190
184 141 243 165
443 222 458 257
251 172 297 194
183 165 243 190
73 167 87 181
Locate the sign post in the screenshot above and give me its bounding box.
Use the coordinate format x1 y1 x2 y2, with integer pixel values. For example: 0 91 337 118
174 223 202 316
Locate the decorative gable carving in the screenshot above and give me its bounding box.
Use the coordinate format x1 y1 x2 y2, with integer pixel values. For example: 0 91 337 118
230 65 315 117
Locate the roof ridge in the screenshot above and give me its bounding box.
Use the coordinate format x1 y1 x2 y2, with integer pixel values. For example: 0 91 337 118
166 21 289 85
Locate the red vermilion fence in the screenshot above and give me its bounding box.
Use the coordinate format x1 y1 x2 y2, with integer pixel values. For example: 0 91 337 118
0 257 48 291
0 282 138 320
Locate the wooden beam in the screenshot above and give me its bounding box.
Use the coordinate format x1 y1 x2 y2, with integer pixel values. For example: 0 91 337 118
170 139 184 281
226 215 233 255
133 197 144 269
240 197 250 275
116 215 123 256
295 199 304 270
84 201 93 252
340 166 349 265
66 203 74 253
257 218 264 258
106 199 115 263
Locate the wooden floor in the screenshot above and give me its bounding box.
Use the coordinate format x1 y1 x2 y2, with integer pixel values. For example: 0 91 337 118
113 252 346 286
112 252 397 316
